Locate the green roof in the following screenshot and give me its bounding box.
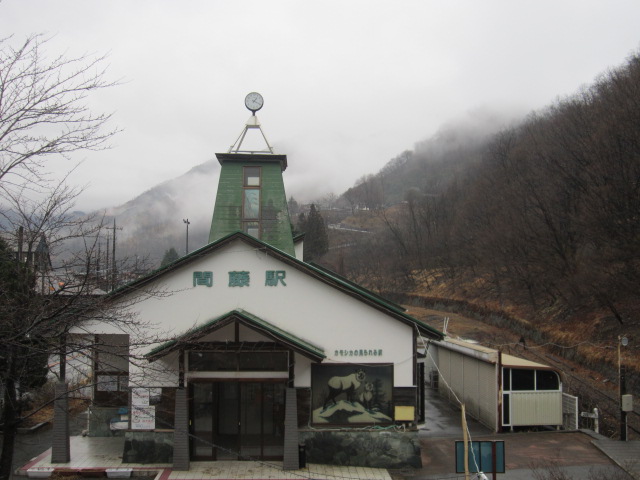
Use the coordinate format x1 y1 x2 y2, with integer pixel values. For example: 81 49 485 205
146 308 325 361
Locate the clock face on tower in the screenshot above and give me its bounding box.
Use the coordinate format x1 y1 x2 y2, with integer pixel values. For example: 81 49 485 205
245 92 264 112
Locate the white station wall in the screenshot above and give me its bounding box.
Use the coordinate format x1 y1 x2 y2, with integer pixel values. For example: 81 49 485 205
73 239 416 387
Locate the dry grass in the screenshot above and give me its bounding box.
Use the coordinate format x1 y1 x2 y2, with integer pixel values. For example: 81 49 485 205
21 398 89 427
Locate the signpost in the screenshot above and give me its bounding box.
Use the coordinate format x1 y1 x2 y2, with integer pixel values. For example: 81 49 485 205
455 441 505 480
580 408 599 433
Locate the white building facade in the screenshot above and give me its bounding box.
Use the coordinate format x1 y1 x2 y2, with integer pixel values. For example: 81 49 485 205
53 108 443 470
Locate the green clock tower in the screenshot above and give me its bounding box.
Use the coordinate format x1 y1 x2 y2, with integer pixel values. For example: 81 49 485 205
208 93 295 256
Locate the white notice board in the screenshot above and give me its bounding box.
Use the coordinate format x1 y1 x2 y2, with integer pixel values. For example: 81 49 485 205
131 406 155 430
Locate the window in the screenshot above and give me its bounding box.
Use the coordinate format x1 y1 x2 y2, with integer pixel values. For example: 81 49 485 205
536 370 560 390
502 368 510 390
243 189 260 219
502 393 510 424
503 368 560 391
242 167 261 238
244 222 260 237
94 334 129 407
244 167 261 187
189 351 288 372
510 369 534 391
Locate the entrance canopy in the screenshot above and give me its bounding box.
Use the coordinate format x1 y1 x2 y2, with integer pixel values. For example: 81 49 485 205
145 309 326 362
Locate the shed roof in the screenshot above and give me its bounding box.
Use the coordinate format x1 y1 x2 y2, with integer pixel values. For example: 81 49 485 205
430 337 559 372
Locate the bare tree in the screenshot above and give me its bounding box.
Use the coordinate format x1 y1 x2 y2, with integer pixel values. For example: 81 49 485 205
0 33 120 480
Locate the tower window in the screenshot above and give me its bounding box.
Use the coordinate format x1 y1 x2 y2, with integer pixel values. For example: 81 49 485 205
244 222 259 237
243 189 260 219
244 167 261 187
242 167 262 238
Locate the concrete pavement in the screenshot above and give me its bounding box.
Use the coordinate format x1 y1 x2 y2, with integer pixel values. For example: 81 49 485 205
402 389 638 480
12 390 639 480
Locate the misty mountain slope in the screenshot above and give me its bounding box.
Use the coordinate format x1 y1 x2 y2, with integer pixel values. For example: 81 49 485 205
341 109 521 207
104 159 219 264
332 53 640 370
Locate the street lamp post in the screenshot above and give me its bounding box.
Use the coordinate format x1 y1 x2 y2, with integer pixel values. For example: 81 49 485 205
618 335 628 441
183 219 190 255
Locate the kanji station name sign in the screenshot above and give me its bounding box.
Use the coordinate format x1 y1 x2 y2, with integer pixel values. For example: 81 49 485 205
192 270 287 288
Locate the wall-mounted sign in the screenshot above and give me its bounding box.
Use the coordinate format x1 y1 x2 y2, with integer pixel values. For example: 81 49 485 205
334 349 383 357
229 271 250 287
193 271 213 287
265 270 286 286
192 270 288 288
131 405 155 430
311 364 393 425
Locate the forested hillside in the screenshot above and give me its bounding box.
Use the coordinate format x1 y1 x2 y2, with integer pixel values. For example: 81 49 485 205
330 51 640 368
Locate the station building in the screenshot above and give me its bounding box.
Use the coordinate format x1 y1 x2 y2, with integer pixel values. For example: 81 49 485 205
52 100 444 470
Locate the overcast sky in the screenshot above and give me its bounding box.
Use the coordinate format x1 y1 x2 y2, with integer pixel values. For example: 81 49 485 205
2 1 640 211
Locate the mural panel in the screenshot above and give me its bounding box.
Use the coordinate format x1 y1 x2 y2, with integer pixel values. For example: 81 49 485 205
311 364 393 425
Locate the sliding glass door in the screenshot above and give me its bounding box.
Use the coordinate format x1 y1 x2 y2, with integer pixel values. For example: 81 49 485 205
190 381 285 460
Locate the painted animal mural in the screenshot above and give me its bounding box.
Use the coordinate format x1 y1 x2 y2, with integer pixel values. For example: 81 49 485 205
323 369 366 409
358 382 374 410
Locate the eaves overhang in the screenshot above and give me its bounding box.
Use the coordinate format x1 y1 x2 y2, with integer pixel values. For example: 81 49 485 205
215 153 288 171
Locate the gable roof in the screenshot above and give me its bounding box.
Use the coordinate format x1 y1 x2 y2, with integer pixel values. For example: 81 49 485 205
308 261 407 312
146 308 325 362
108 231 444 340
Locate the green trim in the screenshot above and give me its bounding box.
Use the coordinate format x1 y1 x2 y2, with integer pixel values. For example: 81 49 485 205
308 261 407 312
146 308 325 361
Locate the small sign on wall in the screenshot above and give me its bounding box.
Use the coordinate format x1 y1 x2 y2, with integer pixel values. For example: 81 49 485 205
132 388 150 406
131 405 155 430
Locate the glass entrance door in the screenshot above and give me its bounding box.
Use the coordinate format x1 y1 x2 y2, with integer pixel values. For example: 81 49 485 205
190 382 285 460
215 382 240 459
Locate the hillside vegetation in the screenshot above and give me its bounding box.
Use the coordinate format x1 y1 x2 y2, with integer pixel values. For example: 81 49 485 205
327 51 640 389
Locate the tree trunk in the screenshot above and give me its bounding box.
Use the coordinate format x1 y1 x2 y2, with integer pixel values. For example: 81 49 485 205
0 377 18 480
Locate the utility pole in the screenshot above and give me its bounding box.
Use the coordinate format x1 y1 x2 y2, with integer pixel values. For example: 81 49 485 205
620 365 627 441
106 237 110 291
109 219 123 291
112 219 117 291
618 335 628 441
183 219 190 255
